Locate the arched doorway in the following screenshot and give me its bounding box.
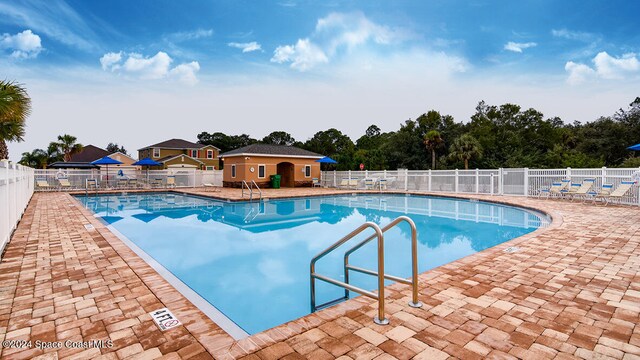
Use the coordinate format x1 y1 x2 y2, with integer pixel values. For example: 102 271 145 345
276 162 295 187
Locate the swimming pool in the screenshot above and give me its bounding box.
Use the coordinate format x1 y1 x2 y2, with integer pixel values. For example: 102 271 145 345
75 192 548 337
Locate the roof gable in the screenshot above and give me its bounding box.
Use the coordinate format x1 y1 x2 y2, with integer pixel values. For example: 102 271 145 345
138 139 220 151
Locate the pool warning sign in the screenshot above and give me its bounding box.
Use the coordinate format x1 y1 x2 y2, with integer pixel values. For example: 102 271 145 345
150 308 182 331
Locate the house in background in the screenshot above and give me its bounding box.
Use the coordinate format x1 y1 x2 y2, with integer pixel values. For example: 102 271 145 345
138 139 220 170
49 145 109 169
219 144 323 188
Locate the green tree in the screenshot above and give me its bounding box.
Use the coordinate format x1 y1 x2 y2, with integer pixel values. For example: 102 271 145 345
0 80 31 160
55 134 83 162
106 142 128 155
46 141 63 164
303 128 355 170
18 149 47 168
423 130 444 169
197 131 257 152
449 134 483 170
262 131 296 146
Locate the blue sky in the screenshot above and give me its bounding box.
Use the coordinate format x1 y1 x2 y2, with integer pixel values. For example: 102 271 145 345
1 0 639 160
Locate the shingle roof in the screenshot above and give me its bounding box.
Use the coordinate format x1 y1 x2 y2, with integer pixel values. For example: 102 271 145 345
69 145 110 163
138 139 219 151
219 144 323 158
156 154 204 164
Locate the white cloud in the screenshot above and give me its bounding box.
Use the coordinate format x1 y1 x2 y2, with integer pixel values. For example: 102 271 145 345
169 61 200 85
272 39 328 71
565 61 595 85
166 28 213 42
100 51 200 85
228 41 262 53
0 29 43 59
99 51 122 71
271 12 408 71
504 41 537 53
564 51 640 84
593 52 639 79
551 29 596 42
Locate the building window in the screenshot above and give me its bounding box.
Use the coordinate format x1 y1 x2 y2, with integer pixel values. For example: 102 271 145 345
258 165 266 178
207 150 213 159
231 164 236 178
206 166 214 170
305 165 311 177
153 148 160 158
190 149 198 157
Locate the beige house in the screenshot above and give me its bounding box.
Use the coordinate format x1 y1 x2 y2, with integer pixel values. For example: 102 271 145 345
138 139 220 170
219 144 323 188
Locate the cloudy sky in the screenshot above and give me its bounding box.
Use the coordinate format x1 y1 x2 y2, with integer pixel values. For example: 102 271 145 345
1 0 639 161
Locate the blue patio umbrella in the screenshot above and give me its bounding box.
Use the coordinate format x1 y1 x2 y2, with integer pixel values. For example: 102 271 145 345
91 156 123 187
316 156 338 164
132 157 161 183
628 143 640 151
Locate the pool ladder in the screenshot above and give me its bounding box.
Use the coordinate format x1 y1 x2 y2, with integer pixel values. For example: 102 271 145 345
241 180 262 201
310 216 423 325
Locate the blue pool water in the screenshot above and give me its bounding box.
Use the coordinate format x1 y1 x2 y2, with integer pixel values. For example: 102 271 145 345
75 192 547 335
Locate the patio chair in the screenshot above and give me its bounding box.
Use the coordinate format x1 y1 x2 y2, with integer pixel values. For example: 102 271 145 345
312 178 321 187
339 178 349 189
538 179 570 199
378 178 388 191
116 178 129 189
348 179 359 189
150 178 163 188
203 183 222 192
587 183 613 204
166 175 176 188
86 179 99 191
598 181 636 206
364 178 374 190
560 181 582 199
128 178 139 189
36 179 52 191
566 178 596 201
57 178 72 191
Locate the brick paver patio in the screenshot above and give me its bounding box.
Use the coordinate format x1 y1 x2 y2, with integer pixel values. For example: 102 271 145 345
0 189 638 359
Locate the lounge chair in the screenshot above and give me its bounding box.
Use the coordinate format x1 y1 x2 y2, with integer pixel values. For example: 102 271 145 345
378 178 388 191
560 181 582 199
587 183 613 204
566 178 596 201
57 178 72 191
116 178 129 189
598 181 636 206
128 178 139 189
36 179 52 191
203 183 222 192
538 179 570 198
166 176 176 188
86 179 99 191
312 178 321 187
150 178 163 188
364 178 375 190
339 179 349 189
348 179 359 189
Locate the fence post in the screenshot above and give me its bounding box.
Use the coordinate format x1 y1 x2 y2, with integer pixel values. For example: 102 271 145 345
333 170 336 187
428 169 432 192
348 170 352 183
601 167 606 186
567 167 572 180
499 168 504 195
490 174 494 196
524 168 529 196
454 169 459 193
404 169 408 191
475 168 479 194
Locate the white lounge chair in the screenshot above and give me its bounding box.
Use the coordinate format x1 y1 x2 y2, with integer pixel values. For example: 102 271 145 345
599 181 636 205
203 183 222 192
58 178 72 191
538 179 570 199
36 179 52 191
312 178 321 187
566 178 596 201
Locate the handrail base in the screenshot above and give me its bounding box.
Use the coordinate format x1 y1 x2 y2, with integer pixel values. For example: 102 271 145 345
408 301 423 308
374 316 389 325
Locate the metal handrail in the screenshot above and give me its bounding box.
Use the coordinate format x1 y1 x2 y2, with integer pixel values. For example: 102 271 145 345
250 180 262 201
343 216 423 309
241 180 252 201
310 222 389 325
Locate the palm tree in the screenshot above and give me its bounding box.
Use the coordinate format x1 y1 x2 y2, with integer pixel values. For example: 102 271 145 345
19 149 47 168
423 130 444 169
449 134 483 170
0 80 31 160
56 134 83 162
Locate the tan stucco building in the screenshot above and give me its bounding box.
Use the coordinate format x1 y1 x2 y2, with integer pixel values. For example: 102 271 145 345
138 139 220 170
219 144 323 188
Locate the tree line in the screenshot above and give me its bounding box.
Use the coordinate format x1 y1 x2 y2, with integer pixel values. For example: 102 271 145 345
198 98 640 171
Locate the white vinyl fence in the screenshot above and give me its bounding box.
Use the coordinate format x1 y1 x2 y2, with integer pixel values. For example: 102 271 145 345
322 167 640 205
1 161 34 253
33 169 223 190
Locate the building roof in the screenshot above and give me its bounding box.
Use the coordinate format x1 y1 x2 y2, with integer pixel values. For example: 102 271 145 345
48 161 98 169
138 139 220 151
69 145 110 163
219 144 324 158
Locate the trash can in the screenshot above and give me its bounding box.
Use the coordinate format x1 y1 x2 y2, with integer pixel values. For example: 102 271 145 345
270 174 281 189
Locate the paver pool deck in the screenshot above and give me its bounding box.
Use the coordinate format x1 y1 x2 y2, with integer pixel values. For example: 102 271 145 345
0 188 639 359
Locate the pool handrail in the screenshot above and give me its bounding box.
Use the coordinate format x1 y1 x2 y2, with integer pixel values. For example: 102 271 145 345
343 215 423 309
241 180 263 201
310 222 389 325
